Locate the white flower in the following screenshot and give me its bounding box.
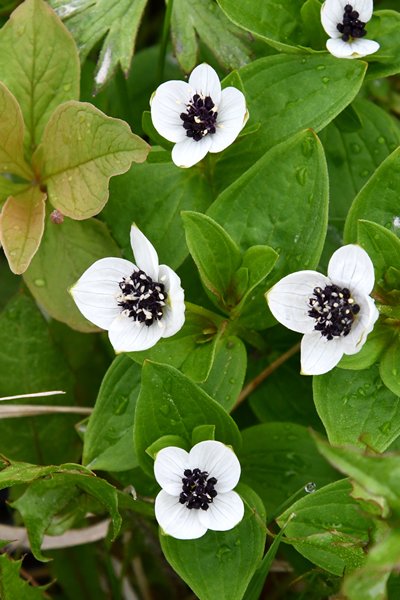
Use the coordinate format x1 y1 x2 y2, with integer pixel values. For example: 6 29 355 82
150 63 248 168
154 440 244 540
321 0 379 58
267 245 379 376
70 225 185 352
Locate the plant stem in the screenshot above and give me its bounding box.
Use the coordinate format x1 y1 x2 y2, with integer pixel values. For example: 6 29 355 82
234 341 300 409
158 0 174 83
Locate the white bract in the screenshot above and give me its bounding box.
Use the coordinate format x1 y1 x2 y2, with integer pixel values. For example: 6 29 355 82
321 0 379 58
70 225 185 353
267 245 379 376
154 440 244 540
150 63 248 168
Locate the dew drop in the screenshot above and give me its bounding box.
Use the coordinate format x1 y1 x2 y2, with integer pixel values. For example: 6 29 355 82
229 378 235 384
114 396 129 416
360 169 369 177
216 544 232 559
321 76 330 84
34 278 46 287
392 368 398 377
63 83 71 92
377 136 385 145
316 64 326 71
295 167 307 186
304 482 317 493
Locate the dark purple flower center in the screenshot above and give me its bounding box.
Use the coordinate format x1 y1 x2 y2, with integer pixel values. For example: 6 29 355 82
179 468 218 510
118 269 166 327
336 4 367 42
308 284 360 340
180 94 218 142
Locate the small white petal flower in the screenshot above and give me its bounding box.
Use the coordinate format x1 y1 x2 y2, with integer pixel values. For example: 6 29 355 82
154 440 244 540
150 63 248 168
321 0 379 59
70 225 185 353
267 245 379 376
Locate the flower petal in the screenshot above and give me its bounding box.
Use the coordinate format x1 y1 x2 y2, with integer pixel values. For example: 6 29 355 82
155 490 207 540
328 244 375 296
150 80 190 143
189 441 241 493
171 136 212 168
70 257 134 329
108 314 163 352
267 271 330 334
341 295 379 355
188 63 221 104
130 225 159 281
327 37 379 58
353 0 374 22
321 0 345 38
154 446 189 496
199 491 244 532
209 87 247 154
158 264 185 338
301 331 344 375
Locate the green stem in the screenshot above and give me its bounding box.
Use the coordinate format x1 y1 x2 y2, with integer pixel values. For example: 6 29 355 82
158 0 174 83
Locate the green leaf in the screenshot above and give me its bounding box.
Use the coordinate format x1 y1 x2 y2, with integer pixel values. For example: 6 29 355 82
0 186 46 274
134 361 242 476
314 435 400 516
344 147 400 243
191 424 215 446
239 423 338 515
367 10 400 79
209 129 328 329
199 335 247 411
380 339 400 397
146 435 188 459
0 460 91 490
50 0 148 93
0 176 30 204
182 211 242 309
0 82 32 179
0 0 80 154
160 484 266 600
213 53 366 191
0 294 78 464
231 245 278 315
24 215 121 332
34 101 149 220
277 479 372 576
83 355 141 472
300 0 328 50
218 0 305 51
357 220 400 286
13 471 121 561
338 323 392 371
129 304 222 383
320 99 400 229
249 357 322 430
102 152 213 270
0 554 47 599
313 365 400 452
171 0 251 73
343 530 400 600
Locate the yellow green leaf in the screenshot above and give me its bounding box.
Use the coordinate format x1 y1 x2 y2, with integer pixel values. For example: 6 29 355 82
34 100 149 220
0 186 46 274
0 0 80 155
0 82 32 179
